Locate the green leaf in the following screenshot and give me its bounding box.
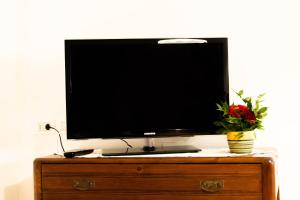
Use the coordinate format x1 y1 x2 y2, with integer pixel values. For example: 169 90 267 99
258 107 268 113
244 97 251 102
237 90 244 97
254 99 260 113
216 103 222 110
257 93 266 99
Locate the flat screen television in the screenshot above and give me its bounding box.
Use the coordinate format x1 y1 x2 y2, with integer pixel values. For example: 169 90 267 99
65 38 229 155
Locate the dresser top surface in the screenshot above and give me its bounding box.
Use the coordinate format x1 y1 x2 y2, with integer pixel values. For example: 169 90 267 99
35 147 277 164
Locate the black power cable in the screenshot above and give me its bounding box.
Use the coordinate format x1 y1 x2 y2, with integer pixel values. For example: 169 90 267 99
120 139 133 148
45 124 65 152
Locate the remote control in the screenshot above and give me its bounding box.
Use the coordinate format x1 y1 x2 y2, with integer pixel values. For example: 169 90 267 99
64 149 94 158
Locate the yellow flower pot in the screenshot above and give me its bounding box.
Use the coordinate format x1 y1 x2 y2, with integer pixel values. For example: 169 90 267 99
227 131 255 154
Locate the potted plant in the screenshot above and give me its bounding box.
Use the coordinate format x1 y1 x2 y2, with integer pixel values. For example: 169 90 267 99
214 90 268 153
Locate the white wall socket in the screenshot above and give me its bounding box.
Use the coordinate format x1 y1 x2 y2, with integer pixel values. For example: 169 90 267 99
38 121 65 133
38 122 49 132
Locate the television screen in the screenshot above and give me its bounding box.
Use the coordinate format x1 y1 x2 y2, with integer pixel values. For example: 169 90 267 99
65 38 228 139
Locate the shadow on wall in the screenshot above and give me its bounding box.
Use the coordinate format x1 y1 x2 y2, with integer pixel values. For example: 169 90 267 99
4 184 18 200
4 177 33 200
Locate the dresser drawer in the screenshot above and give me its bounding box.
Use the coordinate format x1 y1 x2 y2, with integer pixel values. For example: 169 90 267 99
42 163 262 197
43 193 262 200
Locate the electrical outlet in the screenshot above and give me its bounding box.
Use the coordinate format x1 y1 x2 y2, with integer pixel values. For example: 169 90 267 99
38 122 49 132
38 121 62 133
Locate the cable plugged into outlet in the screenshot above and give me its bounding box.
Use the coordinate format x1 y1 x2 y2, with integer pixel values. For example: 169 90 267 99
45 123 51 131
38 121 66 133
43 123 65 152
38 122 50 132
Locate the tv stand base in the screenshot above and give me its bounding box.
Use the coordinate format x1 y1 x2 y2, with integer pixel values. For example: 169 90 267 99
102 145 201 156
143 146 156 151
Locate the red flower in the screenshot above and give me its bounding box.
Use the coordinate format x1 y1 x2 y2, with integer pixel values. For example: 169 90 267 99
245 111 256 123
228 104 256 123
228 105 248 117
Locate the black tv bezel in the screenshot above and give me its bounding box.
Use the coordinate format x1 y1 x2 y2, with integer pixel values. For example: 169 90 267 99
65 38 229 139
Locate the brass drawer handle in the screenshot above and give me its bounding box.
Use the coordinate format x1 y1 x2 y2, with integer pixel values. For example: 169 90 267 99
200 180 224 193
73 179 95 191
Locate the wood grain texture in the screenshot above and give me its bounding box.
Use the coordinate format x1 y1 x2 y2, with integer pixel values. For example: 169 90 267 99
34 152 278 200
42 163 261 174
262 158 278 200
43 193 262 200
33 159 42 200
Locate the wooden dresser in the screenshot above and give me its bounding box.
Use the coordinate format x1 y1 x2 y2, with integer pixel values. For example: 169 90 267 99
34 152 279 200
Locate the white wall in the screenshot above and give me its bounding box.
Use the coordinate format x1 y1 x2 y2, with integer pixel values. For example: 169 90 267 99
0 1 22 199
1 0 300 199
